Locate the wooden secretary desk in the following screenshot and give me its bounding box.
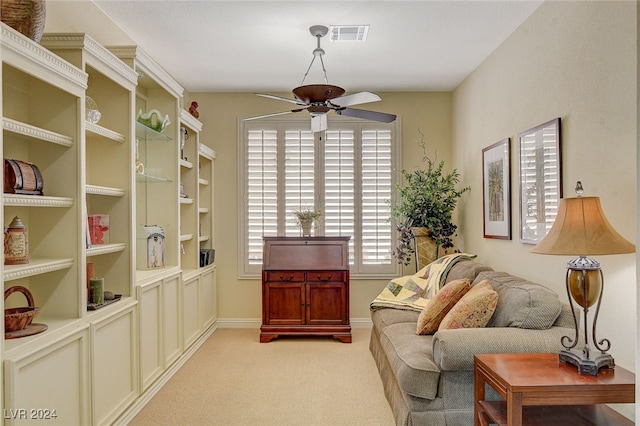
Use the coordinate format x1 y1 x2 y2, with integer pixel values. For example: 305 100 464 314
260 236 351 343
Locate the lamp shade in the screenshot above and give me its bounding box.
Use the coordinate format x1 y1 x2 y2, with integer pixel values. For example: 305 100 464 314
531 197 635 256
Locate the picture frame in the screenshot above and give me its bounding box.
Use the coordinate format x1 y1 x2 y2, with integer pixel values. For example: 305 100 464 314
518 117 562 244
482 138 511 239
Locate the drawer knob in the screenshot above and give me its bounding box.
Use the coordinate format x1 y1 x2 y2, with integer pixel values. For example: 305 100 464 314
318 274 332 281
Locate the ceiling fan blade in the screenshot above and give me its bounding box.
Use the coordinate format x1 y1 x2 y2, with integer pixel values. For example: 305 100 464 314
337 108 397 123
243 109 304 121
331 92 381 108
256 93 307 106
311 114 327 132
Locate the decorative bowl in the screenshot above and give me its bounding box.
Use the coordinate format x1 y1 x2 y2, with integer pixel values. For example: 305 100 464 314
137 109 171 134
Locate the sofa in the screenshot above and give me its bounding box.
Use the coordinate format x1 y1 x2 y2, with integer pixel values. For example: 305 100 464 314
369 259 576 425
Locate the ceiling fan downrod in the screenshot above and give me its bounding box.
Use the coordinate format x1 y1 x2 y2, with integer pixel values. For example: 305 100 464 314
300 25 329 86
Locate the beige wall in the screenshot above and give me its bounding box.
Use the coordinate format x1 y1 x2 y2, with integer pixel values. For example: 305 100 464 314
452 0 636 416
191 92 453 321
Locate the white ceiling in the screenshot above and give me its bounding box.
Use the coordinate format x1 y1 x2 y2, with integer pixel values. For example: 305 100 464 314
92 0 543 93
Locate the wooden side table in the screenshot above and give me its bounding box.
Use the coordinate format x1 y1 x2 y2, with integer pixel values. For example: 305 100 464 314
474 353 635 426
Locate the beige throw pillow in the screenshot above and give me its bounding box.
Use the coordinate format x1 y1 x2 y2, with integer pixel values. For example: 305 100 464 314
416 279 471 335
438 280 498 331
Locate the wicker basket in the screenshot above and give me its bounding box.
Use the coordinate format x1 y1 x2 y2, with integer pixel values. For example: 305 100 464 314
4 286 39 333
1 0 46 43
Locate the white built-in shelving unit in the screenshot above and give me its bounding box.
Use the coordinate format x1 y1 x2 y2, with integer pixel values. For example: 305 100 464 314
0 25 217 425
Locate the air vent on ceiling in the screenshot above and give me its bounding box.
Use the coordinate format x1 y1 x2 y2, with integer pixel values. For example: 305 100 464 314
329 25 369 42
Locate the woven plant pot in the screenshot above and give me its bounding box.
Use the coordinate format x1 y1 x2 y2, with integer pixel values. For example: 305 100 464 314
411 227 439 270
4 285 39 332
1 0 46 43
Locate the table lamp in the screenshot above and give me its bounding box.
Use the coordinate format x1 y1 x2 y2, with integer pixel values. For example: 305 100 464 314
530 182 635 375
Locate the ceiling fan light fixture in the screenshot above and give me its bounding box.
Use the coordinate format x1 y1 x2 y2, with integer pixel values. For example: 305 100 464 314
329 25 370 42
245 24 395 132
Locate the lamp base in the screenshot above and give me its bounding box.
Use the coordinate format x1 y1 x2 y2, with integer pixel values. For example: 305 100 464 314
559 348 615 376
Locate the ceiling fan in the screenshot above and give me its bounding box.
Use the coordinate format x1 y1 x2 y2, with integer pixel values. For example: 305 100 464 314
244 25 397 132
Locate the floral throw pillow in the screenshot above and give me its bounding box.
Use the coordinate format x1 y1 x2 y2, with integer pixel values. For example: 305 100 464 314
438 280 498 331
416 279 471 335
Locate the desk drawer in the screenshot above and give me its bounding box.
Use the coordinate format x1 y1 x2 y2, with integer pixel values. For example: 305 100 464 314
265 271 305 282
306 271 346 283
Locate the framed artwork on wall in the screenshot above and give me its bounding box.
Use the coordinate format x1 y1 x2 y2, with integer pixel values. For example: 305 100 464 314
518 117 562 244
482 138 511 239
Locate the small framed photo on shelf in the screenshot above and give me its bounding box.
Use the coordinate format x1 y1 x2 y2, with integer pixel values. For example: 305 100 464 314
88 214 110 245
482 138 511 240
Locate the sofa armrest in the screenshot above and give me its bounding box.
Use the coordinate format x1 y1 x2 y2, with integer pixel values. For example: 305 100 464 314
432 326 574 371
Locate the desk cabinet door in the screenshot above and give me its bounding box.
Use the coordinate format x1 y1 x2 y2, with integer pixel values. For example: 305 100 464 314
307 282 347 325
264 282 305 325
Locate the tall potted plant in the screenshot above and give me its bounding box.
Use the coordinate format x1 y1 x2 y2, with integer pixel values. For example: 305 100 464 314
390 141 470 268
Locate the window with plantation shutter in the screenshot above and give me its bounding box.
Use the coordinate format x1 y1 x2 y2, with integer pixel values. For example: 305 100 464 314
246 130 278 265
323 129 356 263
239 119 401 278
284 130 316 236
361 129 393 269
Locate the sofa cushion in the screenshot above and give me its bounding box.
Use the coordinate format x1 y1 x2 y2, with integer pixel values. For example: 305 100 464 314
372 308 420 332
416 279 471 335
444 260 494 284
475 271 562 329
379 322 441 400
438 280 498 331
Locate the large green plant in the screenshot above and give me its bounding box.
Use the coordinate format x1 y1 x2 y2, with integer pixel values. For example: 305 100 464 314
390 147 470 266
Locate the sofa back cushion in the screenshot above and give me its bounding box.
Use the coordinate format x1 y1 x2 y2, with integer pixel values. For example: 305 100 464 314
474 271 562 329
445 260 493 284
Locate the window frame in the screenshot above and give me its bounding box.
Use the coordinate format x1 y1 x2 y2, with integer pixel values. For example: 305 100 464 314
238 116 402 279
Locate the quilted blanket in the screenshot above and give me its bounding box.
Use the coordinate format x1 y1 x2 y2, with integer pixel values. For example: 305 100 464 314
370 253 477 312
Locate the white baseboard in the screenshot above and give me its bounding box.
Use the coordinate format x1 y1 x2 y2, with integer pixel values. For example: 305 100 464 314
215 317 261 328
216 317 373 328
350 318 373 328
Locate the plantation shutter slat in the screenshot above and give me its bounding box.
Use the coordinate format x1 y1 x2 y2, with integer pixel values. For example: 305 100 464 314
247 130 278 264
285 130 316 236
361 130 393 264
324 130 356 263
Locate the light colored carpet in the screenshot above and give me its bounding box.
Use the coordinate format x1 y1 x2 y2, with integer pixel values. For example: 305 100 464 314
129 328 395 426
